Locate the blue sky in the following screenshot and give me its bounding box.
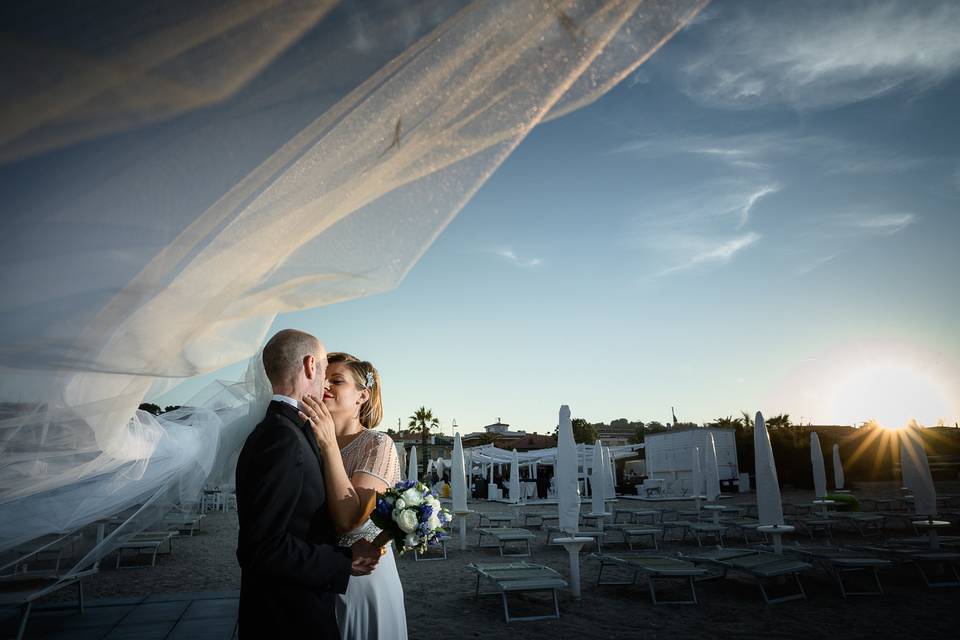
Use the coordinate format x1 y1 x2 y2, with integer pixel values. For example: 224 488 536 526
159 0 960 434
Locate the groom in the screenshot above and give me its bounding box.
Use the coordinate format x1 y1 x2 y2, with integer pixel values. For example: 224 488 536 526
236 329 381 638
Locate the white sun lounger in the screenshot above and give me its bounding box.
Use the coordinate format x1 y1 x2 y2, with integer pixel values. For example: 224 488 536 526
477 528 537 557
113 531 178 568
682 548 811 604
467 561 568 623
591 553 707 604
0 566 98 640
781 545 893 597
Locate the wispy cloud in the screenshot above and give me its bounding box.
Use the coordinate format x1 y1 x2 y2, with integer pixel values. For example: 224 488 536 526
837 212 917 235
739 185 779 227
795 253 838 276
492 247 542 268
658 232 761 275
613 131 927 177
680 1 960 109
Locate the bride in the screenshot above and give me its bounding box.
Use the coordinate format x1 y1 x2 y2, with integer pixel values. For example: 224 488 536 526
299 352 407 640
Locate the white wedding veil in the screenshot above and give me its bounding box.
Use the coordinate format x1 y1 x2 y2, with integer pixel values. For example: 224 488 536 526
0 0 708 558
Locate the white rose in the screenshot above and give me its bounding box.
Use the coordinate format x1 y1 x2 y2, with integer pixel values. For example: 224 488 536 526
394 497 406 510
428 514 440 530
396 508 419 534
425 495 440 509
400 488 422 506
404 533 420 549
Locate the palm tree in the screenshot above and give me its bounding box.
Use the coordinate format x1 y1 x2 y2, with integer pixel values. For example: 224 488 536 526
408 406 439 476
713 415 742 430
766 413 792 429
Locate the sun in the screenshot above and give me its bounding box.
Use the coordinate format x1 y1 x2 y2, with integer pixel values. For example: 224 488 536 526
828 364 951 429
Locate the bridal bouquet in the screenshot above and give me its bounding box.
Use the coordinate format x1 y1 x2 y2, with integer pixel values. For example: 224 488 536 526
371 480 453 554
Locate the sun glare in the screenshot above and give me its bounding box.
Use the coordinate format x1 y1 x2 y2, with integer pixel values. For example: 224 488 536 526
829 364 951 429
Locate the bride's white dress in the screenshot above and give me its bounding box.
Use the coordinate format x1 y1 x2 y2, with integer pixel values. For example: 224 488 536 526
336 429 407 640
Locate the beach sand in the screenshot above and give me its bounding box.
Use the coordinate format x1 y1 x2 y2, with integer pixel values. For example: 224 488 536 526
39 481 959 639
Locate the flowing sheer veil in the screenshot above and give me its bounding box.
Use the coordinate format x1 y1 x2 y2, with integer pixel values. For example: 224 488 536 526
0 1 709 559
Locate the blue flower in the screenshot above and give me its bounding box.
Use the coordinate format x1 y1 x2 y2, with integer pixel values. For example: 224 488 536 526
421 504 433 519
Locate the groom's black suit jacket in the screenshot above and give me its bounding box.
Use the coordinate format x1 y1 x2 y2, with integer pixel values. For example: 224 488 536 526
236 400 352 638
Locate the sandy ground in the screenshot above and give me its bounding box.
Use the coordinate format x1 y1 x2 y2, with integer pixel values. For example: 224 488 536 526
36 481 960 639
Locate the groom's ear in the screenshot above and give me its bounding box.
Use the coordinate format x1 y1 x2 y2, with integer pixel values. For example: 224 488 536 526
303 354 316 380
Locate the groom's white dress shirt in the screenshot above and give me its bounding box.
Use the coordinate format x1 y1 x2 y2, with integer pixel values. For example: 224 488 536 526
271 394 300 409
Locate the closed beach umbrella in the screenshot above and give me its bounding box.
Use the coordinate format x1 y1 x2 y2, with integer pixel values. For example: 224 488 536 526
605 446 617 499
591 440 606 514
832 444 845 490
690 446 701 500
900 427 937 517
810 432 827 499
451 433 467 513
704 434 721 502
509 449 521 504
396 442 407 481
754 412 785 526
557 406 580 535
408 445 418 484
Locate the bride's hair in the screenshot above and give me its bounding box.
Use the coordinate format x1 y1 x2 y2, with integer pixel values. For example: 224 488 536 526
327 352 383 429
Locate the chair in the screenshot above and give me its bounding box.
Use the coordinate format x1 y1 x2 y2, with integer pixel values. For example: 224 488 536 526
590 553 706 604
467 561 567 623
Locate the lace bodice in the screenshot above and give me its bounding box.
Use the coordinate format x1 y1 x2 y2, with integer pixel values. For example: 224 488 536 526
336 429 401 546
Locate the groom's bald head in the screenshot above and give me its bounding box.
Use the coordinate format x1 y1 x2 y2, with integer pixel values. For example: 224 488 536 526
262 329 326 396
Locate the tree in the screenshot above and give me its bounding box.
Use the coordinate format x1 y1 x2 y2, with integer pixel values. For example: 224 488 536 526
553 418 598 444
630 421 668 444
740 411 754 430
475 432 497 446
138 402 161 416
712 415 742 430
766 414 792 429
408 406 439 476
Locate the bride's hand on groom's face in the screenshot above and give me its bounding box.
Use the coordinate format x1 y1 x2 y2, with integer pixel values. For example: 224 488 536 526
349 539 383 576
300 395 337 451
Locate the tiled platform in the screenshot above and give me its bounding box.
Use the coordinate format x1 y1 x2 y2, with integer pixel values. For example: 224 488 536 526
0 590 238 640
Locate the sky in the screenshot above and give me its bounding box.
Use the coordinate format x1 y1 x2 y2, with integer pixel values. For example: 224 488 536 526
159 0 960 435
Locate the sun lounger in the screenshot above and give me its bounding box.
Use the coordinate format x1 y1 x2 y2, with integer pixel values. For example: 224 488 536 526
0 565 98 640
590 552 706 604
162 513 205 536
781 545 893 597
113 531 178 568
477 528 537 557
682 548 811 604
604 525 661 550
686 523 726 547
848 544 960 588
724 518 764 543
827 512 885 536
477 514 515 528
467 561 568 623
1 533 74 577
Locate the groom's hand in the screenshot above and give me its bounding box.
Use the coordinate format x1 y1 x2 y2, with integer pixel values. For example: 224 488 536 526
300 395 337 451
350 539 383 576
